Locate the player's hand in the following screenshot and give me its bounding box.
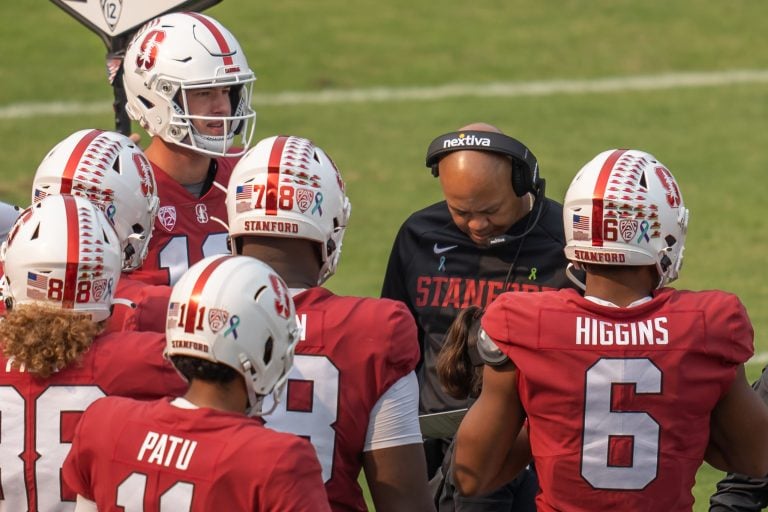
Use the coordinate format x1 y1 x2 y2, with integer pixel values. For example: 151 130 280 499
129 133 141 144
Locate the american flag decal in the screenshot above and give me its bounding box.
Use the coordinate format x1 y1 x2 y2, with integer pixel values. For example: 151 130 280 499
573 214 590 231
236 185 252 200
27 272 48 290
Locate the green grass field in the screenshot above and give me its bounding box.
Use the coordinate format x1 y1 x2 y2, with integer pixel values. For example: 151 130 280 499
2 1 768 509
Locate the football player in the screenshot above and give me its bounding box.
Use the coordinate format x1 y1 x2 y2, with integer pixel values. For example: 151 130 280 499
451 149 768 511
31 128 168 334
226 135 434 511
0 195 186 511
122 12 257 286
63 255 329 511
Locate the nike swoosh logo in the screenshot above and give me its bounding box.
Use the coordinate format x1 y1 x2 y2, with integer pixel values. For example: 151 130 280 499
433 243 459 255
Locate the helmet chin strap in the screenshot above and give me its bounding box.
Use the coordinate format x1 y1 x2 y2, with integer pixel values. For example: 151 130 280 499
239 353 282 417
239 354 262 417
565 262 587 291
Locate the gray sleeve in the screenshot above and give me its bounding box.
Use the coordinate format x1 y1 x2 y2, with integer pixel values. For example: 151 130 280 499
709 368 768 512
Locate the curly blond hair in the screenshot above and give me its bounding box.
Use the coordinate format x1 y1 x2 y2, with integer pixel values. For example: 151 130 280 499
0 303 103 378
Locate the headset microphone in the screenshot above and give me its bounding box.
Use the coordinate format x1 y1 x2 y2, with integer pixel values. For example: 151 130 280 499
487 179 547 248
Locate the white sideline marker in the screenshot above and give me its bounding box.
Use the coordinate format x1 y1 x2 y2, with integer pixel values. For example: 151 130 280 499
2 68 768 119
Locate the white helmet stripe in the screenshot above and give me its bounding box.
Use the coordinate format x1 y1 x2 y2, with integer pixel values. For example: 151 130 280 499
591 149 627 248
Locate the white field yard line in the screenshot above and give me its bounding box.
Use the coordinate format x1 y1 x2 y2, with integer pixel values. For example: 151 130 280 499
749 352 768 367
2 69 768 118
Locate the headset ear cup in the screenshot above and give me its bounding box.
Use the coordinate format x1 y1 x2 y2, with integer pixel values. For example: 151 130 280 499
510 162 531 197
431 164 440 177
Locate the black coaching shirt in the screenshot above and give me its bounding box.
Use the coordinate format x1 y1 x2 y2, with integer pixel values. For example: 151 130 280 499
381 197 574 415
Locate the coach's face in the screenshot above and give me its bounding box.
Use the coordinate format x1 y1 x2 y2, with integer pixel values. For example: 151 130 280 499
439 150 524 247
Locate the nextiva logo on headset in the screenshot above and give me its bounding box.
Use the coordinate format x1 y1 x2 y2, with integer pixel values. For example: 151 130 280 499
440 133 492 149
425 130 541 198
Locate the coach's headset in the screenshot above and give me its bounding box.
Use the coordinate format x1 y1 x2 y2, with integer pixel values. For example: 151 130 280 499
425 130 546 246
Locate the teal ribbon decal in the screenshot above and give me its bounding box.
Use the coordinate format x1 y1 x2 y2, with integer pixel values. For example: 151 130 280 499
311 192 324 215
224 315 241 339
438 256 446 272
637 220 650 243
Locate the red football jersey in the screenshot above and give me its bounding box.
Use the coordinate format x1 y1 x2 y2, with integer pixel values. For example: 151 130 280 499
63 397 330 512
130 156 238 286
482 287 754 512
0 331 186 511
104 273 172 334
0 261 5 317
261 287 420 512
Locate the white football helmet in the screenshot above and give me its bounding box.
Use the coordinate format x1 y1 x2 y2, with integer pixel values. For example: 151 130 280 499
0 195 122 322
227 135 352 285
123 12 256 157
165 255 299 416
563 149 689 289
31 129 159 272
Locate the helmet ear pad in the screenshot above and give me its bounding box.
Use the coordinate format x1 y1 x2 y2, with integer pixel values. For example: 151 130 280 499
425 131 541 197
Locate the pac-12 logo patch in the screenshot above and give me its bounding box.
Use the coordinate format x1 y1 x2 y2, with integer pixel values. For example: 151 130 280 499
101 0 123 32
620 219 638 242
295 189 314 213
158 206 176 232
208 308 230 333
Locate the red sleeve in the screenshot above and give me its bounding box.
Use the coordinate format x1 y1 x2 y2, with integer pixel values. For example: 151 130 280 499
62 398 105 500
482 292 517 346
380 299 420 390
134 284 172 333
93 332 187 399
711 292 754 365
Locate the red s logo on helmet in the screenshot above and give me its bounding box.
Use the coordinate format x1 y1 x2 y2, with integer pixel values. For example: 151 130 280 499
132 153 154 197
269 274 291 319
136 30 166 71
654 166 681 208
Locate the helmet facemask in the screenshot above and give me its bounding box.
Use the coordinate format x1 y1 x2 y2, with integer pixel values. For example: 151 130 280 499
168 80 256 157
